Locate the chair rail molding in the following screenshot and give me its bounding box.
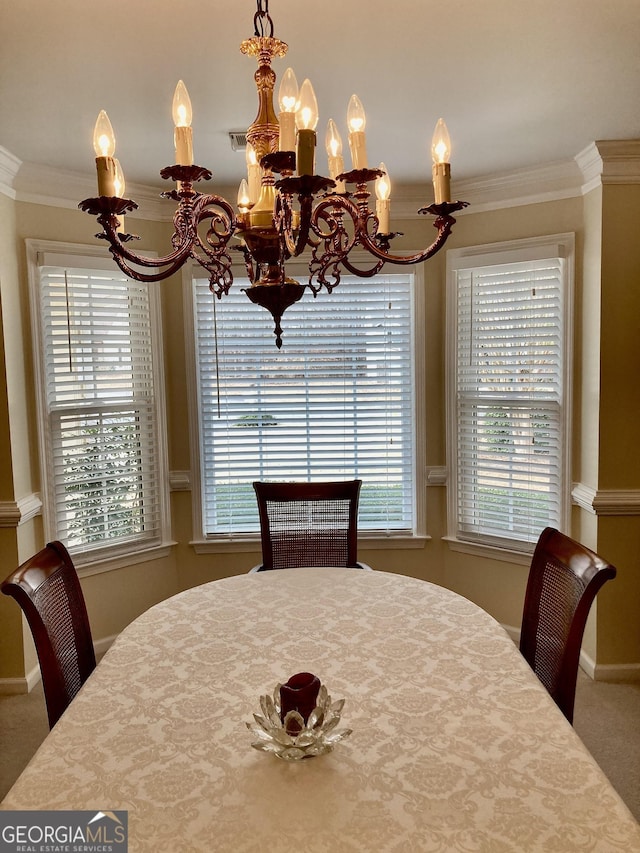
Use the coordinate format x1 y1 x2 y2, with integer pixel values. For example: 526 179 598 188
571 483 640 516
0 493 43 528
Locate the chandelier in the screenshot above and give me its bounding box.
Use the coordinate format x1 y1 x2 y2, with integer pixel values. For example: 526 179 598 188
80 0 468 347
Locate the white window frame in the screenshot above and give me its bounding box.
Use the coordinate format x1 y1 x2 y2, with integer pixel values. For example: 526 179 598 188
445 233 574 558
27 239 172 572
184 257 428 552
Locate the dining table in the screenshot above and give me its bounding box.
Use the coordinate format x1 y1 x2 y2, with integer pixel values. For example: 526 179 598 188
2 567 639 852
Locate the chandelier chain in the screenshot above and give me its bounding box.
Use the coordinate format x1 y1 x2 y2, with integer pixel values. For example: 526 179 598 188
254 0 274 37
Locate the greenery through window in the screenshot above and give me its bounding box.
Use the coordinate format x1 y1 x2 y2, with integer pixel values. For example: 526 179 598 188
31 247 167 561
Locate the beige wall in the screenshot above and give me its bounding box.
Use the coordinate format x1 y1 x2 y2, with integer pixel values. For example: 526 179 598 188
1 173 639 689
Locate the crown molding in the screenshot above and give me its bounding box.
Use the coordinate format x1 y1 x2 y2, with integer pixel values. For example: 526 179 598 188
575 140 640 193
10 161 173 221
3 139 639 220
0 145 22 199
387 159 584 219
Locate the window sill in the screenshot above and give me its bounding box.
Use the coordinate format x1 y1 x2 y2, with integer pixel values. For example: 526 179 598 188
191 534 430 555
443 535 532 566
76 541 177 578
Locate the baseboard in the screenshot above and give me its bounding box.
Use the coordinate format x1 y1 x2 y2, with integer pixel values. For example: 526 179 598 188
0 664 41 695
0 634 118 695
503 624 640 682
580 650 640 682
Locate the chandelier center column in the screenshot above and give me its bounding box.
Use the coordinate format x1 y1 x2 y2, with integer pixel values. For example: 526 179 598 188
241 36 287 163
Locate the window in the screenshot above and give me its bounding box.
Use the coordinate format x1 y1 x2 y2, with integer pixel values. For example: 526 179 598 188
28 242 170 565
190 271 423 538
446 234 573 552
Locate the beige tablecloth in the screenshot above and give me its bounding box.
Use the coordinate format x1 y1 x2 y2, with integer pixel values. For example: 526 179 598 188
3 568 639 851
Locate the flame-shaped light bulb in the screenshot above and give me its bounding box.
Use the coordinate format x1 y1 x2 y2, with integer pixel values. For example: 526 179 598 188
113 159 125 198
237 178 251 211
278 67 299 151
347 95 366 134
172 80 193 128
325 119 345 188
375 162 391 201
295 79 319 131
246 142 258 168
431 117 451 164
278 67 299 114
245 143 261 203
93 110 116 158
325 118 343 159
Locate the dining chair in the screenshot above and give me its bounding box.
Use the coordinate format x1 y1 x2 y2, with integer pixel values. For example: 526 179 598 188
1 540 96 729
519 526 616 724
250 479 372 571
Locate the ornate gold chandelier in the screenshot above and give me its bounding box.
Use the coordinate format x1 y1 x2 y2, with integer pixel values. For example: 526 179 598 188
80 0 467 347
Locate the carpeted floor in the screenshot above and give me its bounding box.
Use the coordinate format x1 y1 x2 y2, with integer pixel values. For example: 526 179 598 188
1 670 639 823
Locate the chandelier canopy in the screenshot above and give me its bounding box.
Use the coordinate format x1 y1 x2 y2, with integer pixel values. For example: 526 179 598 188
80 0 468 347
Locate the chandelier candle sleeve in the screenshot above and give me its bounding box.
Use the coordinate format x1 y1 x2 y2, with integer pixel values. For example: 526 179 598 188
347 94 368 169
278 67 299 151
375 162 391 233
295 79 319 176
172 81 193 166
93 110 117 196
431 117 451 204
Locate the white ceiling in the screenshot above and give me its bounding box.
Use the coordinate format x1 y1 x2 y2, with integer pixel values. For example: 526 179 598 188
2 0 640 192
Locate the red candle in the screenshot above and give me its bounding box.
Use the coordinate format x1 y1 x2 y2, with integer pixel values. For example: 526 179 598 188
280 672 321 732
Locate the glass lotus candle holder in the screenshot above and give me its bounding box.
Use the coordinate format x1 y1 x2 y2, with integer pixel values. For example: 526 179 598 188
247 673 352 761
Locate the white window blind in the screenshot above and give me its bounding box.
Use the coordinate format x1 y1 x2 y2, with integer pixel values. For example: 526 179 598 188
34 256 166 558
448 241 571 550
192 274 416 535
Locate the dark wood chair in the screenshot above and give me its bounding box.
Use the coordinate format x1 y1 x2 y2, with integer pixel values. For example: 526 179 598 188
1 540 96 729
519 526 616 724
250 480 371 571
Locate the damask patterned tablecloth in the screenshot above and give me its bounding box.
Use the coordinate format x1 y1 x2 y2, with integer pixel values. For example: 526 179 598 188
2 568 639 851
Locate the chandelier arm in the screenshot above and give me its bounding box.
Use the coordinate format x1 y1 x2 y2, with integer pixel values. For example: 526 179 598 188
106 245 192 283
97 214 195 282
340 256 387 278
307 193 384 291
188 195 238 295
357 217 455 266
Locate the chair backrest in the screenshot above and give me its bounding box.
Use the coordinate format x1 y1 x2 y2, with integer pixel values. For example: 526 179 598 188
519 526 616 723
253 480 362 570
1 541 96 729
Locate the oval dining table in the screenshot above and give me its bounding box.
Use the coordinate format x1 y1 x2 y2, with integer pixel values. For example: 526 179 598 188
2 568 639 852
